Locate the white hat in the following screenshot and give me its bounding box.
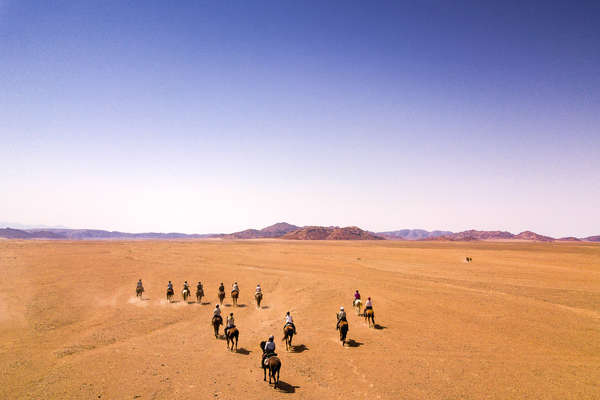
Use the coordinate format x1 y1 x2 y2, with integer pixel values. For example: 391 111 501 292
340 306 344 310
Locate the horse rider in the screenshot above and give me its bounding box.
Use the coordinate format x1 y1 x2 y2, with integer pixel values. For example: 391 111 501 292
262 335 277 367
336 306 347 330
256 284 262 294
197 281 203 292
353 289 361 305
284 311 297 334
232 282 239 294
213 304 222 317
183 280 191 294
225 312 235 336
365 297 373 312
136 279 144 292
167 281 174 292
218 282 225 293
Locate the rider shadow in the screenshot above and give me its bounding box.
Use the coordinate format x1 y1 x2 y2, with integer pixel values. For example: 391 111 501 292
346 339 363 347
374 324 387 330
291 344 309 353
275 381 299 393
236 348 251 355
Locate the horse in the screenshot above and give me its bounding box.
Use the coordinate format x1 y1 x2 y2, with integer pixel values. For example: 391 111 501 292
282 324 294 351
182 288 190 302
259 341 281 388
166 288 174 302
226 327 239 351
339 320 349 346
353 298 362 315
231 290 239 307
196 288 204 303
364 309 375 328
218 290 225 305
136 287 143 299
212 315 222 338
255 292 263 308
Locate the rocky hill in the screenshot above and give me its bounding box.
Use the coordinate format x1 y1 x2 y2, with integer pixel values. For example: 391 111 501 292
282 226 384 240
514 231 555 241
584 236 600 242
226 222 299 239
378 229 452 240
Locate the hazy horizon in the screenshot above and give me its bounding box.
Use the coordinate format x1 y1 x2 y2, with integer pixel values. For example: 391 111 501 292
2 1 599 238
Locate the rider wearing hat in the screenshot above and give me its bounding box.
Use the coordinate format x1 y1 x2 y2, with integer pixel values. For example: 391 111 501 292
262 335 277 367
336 306 347 330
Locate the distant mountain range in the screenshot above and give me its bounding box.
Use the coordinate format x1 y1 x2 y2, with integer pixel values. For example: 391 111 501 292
1 223 598 242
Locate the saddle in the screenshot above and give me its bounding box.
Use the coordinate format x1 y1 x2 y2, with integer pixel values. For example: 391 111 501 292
263 352 277 366
231 289 239 296
212 315 222 324
167 288 174 295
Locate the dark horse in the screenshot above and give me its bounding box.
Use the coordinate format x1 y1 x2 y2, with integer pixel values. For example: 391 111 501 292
226 327 239 351
166 288 174 302
338 320 349 346
259 341 281 388
196 288 204 303
231 290 239 307
218 290 225 305
364 309 375 328
136 286 143 299
212 315 222 338
282 324 294 351
255 292 263 308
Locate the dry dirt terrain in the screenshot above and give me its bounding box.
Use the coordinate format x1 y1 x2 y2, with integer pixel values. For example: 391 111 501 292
1 240 599 399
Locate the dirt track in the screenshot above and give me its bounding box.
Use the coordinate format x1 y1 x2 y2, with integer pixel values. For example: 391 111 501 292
1 240 599 399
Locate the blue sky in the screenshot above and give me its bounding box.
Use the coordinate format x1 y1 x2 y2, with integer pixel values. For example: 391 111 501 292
1 1 599 236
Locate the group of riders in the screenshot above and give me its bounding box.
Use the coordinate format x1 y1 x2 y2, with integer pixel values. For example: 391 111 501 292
335 289 374 328
136 279 374 368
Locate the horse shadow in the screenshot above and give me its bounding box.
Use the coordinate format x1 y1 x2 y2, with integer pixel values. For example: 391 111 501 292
275 381 299 393
141 298 151 301
236 348 251 355
170 300 181 304
236 304 247 308
201 302 211 305
224 304 232 307
187 301 196 304
261 305 270 309
374 324 386 330
291 344 309 353
346 339 363 347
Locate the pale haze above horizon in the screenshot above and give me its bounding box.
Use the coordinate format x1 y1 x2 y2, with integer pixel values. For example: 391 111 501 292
1 1 599 238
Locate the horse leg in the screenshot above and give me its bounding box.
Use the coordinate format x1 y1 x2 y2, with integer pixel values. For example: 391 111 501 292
263 366 266 381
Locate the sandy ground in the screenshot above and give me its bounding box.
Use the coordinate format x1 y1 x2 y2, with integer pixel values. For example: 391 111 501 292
1 240 599 399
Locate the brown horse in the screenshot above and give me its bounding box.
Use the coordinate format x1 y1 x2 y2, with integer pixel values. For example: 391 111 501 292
182 288 190 302
260 341 281 388
255 292 263 308
282 325 294 351
136 287 143 299
196 288 204 303
226 327 239 351
364 309 375 328
218 290 225 305
212 315 222 338
231 290 239 307
339 320 349 346
166 288 174 302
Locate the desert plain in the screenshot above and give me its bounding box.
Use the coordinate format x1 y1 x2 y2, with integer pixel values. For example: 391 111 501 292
1 239 599 399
